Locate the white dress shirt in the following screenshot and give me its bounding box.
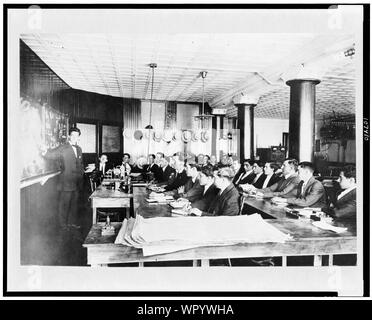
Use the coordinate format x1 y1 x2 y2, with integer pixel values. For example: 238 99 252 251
237 170 253 183
99 163 106 174
262 174 273 189
69 142 77 158
337 186 357 200
252 172 263 184
203 183 212 195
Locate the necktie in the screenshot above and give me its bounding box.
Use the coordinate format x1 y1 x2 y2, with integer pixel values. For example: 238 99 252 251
71 144 77 158
297 181 304 197
236 173 244 184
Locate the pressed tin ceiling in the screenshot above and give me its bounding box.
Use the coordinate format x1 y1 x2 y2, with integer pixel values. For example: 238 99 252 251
20 33 356 119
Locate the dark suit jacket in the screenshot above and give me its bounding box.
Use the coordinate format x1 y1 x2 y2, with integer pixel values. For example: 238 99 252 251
43 143 84 191
192 184 219 211
323 188 356 220
145 163 162 181
287 176 326 208
232 167 244 184
252 173 266 189
203 183 240 216
180 178 204 202
95 161 113 175
235 171 255 185
261 174 301 198
164 169 188 191
160 165 176 183
92 161 113 184
260 174 281 189
131 165 146 173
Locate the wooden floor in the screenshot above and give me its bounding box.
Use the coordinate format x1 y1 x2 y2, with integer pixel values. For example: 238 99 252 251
20 183 356 267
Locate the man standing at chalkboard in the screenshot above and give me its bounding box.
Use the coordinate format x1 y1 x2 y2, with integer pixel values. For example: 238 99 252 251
41 127 84 230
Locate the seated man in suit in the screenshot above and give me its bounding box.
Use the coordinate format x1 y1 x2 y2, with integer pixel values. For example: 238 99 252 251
176 162 204 202
131 156 147 173
240 162 281 193
230 156 241 178
158 156 176 184
191 166 219 211
155 152 164 165
120 153 133 174
209 155 218 170
164 157 188 191
250 161 266 188
144 154 162 181
92 154 112 185
261 162 281 188
190 167 240 216
201 155 210 169
254 158 300 198
234 159 255 185
323 167 356 220
272 161 326 208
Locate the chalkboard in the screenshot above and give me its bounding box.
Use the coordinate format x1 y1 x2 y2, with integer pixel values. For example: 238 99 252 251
20 97 69 181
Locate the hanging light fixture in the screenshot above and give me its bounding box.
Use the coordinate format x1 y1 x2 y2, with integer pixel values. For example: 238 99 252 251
145 63 157 158
145 63 157 130
194 71 214 129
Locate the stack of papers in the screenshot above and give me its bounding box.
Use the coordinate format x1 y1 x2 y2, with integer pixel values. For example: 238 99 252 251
312 221 348 233
146 192 173 203
115 214 292 256
148 185 166 192
171 209 189 216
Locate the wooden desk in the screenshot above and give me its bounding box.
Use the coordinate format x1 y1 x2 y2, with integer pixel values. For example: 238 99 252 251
244 196 289 219
89 186 134 223
83 187 357 267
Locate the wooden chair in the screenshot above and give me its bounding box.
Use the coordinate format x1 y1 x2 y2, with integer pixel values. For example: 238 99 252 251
89 176 97 193
238 193 248 215
227 193 248 267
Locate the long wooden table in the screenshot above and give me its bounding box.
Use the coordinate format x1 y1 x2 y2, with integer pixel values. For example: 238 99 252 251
83 187 357 267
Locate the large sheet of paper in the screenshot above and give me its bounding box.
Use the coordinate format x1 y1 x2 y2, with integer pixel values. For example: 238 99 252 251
115 214 292 256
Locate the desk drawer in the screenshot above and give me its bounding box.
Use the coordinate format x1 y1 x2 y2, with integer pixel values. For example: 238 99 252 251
92 198 131 208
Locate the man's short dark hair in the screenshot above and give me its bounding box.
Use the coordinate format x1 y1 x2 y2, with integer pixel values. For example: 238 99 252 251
187 162 201 171
343 166 356 181
204 155 210 160
69 127 81 136
254 161 264 168
123 153 131 159
285 158 299 171
267 162 280 172
299 161 315 173
243 159 255 166
149 154 155 159
201 166 215 178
